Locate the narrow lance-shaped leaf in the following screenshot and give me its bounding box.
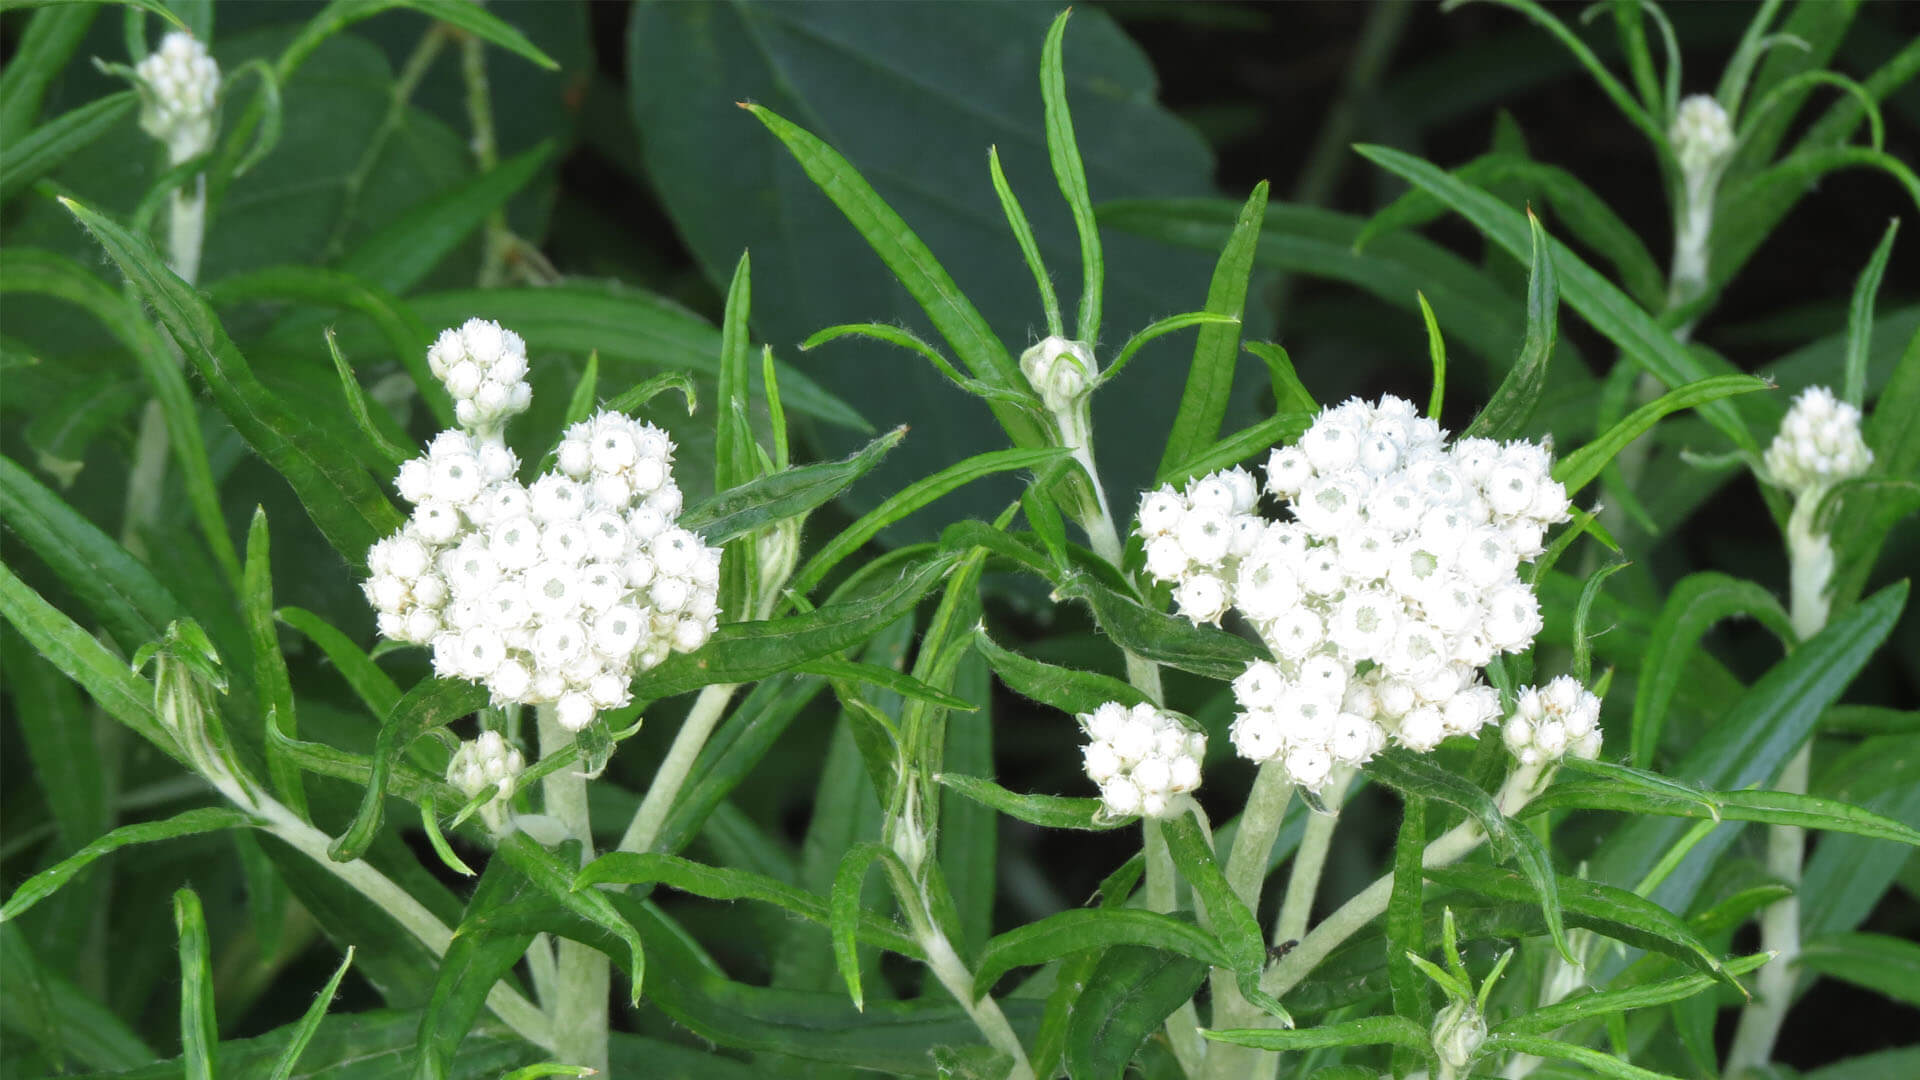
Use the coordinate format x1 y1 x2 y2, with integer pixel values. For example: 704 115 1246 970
974 627 1152 714
329 678 489 863
1056 573 1268 682
1067 946 1209 1080
174 888 218 1080
972 908 1235 1001
1160 180 1269 476
1041 8 1102 346
679 426 905 545
829 842 922 1012
1553 374 1775 495
1630 571 1795 770
1524 784 1920 848
275 606 402 718
935 773 1126 832
1844 218 1900 408
266 948 355 1080
1492 952 1771 1036
0 807 257 923
244 508 305 819
1463 208 1557 440
1204 1015 1430 1052
1161 810 1291 1021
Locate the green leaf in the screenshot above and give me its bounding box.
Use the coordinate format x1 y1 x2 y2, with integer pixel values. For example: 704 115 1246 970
1353 143 1758 452
0 91 136 203
1486 1034 1685 1080
934 773 1120 832
496 834 645 1005
1066 946 1209 1080
1553 374 1774 495
1793 932 1920 1010
265 948 354 1080
172 888 217 1080
383 0 559 70
1589 581 1908 911
1159 181 1269 476
63 197 405 570
1462 208 1556 440
2 807 255 924
1365 749 1570 963
0 0 185 31
1160 811 1286 1019
1630 571 1794 770
329 678 489 863
0 4 97 149
1160 411 1314 488
973 627 1150 715
1041 8 1102 346
1525 784 1920 848
1806 1048 1920 1080
787 448 1065 597
974 908 1232 1002
1098 311 1241 387
335 141 554 296
0 562 172 754
633 553 955 700
413 853 540 1080
1492 953 1771 1036
244 508 305 818
651 674 827 859
275 606 402 719
0 247 239 585
988 144 1063 339
1055 573 1268 681
799 657 976 712
715 251 755 494
828 842 920 1012
1424 865 1738 993
1420 292 1448 421
1204 1015 1429 1052
1387 794 1431 1078
679 426 905 545
0 629 106 860
573 852 920 958
1843 219 1901 408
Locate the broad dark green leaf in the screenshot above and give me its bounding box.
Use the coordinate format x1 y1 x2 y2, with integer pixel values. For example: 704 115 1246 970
329 678 488 863
680 426 905 545
63 198 405 570
1066 945 1208 1080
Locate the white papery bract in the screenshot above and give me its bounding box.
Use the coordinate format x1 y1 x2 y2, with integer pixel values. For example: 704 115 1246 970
1020 336 1097 413
1762 386 1873 498
1501 676 1603 766
1079 702 1204 820
135 32 220 163
365 322 720 731
1138 395 1572 790
1670 94 1735 181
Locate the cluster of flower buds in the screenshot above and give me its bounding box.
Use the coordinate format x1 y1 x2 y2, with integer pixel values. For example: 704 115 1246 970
1079 701 1205 819
1670 94 1736 184
363 319 721 731
1020 336 1097 413
1762 386 1874 499
1138 395 1571 790
426 319 534 437
1500 676 1603 766
135 32 220 163
447 730 525 811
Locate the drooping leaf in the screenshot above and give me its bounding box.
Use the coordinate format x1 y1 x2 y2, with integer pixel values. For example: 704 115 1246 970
329 678 489 863
1065 945 1209 1080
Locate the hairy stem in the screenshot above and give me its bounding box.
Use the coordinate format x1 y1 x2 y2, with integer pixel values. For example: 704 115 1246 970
537 705 609 1073
459 25 511 288
916 906 1037 1080
615 682 739 856
1144 818 1208 1077
1203 763 1295 1080
1274 767 1353 947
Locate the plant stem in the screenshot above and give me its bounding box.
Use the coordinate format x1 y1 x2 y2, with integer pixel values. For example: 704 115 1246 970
615 682 739 856
1144 818 1208 1077
1056 408 1165 702
1201 764 1294 1080
459 24 512 288
1726 502 1830 1073
915 904 1037 1080
537 704 609 1073
1274 767 1353 946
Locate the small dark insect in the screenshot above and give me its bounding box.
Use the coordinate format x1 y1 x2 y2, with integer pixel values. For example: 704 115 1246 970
1267 939 1299 964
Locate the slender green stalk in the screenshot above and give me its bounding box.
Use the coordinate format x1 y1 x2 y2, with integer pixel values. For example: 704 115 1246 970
1204 763 1294 1080
1273 767 1353 946
323 26 446 262
615 682 739 855
460 25 511 288
914 902 1037 1080
537 705 609 1073
1144 818 1207 1077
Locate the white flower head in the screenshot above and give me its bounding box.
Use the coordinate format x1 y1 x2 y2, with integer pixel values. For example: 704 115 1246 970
447 730 525 830
1079 702 1203 820
1670 94 1735 182
1502 675 1604 765
1763 386 1873 498
135 32 219 162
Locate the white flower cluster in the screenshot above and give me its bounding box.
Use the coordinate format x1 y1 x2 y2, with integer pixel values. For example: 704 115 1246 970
363 320 721 731
1079 701 1205 819
447 730 524 830
1020 336 1097 412
427 318 534 437
1137 395 1571 790
1763 386 1873 498
1500 676 1603 766
135 32 219 162
1670 94 1735 180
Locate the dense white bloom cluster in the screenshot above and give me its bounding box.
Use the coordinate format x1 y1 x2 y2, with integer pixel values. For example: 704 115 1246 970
1020 336 1097 412
1500 676 1603 766
135 32 219 162
1763 386 1873 498
427 319 534 436
1138 395 1571 790
363 320 720 731
1079 701 1205 819
1670 94 1735 180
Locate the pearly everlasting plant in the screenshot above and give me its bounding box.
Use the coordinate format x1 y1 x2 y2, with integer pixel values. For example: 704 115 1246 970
6 6 1916 1080
365 318 721 731
1139 395 1569 789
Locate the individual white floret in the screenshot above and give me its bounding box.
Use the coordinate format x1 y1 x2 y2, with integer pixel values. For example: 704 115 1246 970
1079 702 1204 820
1763 386 1873 498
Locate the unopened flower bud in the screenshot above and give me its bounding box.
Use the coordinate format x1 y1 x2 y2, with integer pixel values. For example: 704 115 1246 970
1020 336 1097 412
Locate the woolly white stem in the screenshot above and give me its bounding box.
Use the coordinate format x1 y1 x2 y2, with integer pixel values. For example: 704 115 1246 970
916 908 1036 1080
1274 767 1354 946
616 682 738 856
1054 404 1165 701
1204 763 1295 1080
537 704 609 1073
1143 818 1208 1077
